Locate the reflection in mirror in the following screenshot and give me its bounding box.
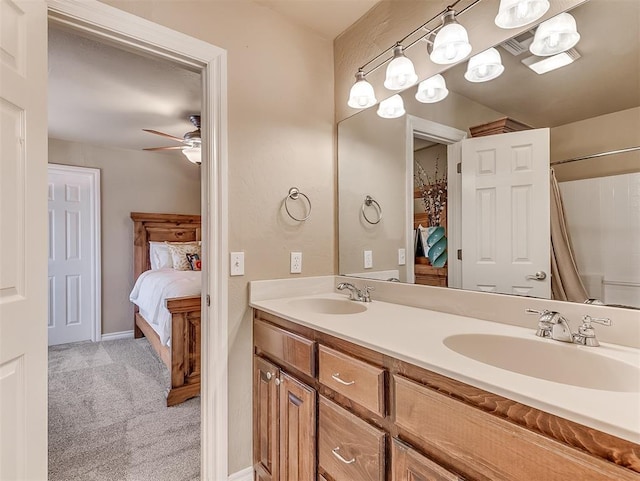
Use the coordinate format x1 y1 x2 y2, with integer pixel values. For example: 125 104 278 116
338 0 640 309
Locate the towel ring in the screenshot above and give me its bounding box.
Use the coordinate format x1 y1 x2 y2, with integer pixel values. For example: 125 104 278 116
285 187 312 222
362 195 382 225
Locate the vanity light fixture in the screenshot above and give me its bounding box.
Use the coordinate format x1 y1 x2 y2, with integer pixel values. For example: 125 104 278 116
430 9 473 65
384 45 418 91
377 94 405 119
495 0 550 29
415 74 449 103
522 48 581 74
182 146 201 164
529 12 580 56
348 69 377 109
464 47 505 82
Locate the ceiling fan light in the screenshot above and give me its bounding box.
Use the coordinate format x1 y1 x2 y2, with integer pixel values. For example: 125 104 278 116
348 70 377 109
415 74 449 103
384 45 418 91
495 0 550 29
182 146 201 164
464 48 505 82
430 11 472 65
377 94 405 119
530 12 580 56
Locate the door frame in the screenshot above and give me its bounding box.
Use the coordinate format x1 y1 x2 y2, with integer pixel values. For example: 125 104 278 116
405 116 466 284
47 163 101 343
46 1 229 479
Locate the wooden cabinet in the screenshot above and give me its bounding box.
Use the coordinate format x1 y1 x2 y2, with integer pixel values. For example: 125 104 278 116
391 438 462 481
253 310 640 481
253 355 316 481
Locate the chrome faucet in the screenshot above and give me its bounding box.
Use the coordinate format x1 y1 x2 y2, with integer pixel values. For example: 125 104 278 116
337 282 374 302
526 309 611 346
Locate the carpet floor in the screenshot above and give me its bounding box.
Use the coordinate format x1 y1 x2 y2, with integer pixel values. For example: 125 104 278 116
48 338 200 481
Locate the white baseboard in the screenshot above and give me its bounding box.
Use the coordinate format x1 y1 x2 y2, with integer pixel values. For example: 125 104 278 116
228 466 252 481
100 330 134 341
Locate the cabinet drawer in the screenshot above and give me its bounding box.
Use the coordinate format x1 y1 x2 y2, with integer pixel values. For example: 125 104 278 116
319 396 385 481
392 437 462 481
319 345 385 416
254 319 316 377
393 375 638 481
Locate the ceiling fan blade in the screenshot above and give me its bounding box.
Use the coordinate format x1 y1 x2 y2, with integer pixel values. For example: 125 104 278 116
143 146 185 151
142 129 185 143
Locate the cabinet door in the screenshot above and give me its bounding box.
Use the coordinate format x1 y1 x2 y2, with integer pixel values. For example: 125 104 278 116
279 372 317 481
254 356 280 481
392 438 463 481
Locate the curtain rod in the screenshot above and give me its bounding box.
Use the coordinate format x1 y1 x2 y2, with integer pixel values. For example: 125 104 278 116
551 146 640 166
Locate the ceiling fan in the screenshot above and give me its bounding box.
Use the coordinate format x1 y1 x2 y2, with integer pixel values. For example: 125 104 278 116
143 114 201 164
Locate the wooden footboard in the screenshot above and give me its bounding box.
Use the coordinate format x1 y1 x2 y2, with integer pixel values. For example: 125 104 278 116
134 295 201 407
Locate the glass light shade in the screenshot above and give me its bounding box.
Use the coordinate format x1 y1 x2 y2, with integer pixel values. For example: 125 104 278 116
530 12 580 56
182 147 201 164
430 11 472 65
377 95 405 119
347 71 377 109
464 48 505 82
495 0 550 29
415 74 449 103
384 45 418 90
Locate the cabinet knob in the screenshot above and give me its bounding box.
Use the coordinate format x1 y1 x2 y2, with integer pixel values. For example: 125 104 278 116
274 378 281 386
266 372 273 380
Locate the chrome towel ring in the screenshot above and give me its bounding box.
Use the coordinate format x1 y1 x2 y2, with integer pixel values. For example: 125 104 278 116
285 187 312 222
362 195 382 224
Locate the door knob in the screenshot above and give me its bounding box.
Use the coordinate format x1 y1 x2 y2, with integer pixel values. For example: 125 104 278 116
526 271 547 281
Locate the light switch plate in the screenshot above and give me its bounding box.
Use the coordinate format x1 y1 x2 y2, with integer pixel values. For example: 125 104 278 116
230 252 244 276
290 252 302 274
398 248 406 265
364 250 373 269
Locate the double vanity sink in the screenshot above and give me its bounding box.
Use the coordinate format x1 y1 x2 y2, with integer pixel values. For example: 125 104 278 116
252 288 640 444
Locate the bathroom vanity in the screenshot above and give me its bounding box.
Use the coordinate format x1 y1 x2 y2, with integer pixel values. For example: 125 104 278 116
250 279 640 481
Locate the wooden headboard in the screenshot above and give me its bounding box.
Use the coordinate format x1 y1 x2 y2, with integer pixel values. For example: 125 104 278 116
131 212 202 280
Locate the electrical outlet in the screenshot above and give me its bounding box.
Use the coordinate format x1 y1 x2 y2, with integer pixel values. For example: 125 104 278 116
230 252 244 276
398 248 406 266
364 250 373 269
290 252 302 274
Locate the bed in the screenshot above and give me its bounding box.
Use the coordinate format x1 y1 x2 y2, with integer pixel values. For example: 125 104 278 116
130 212 202 406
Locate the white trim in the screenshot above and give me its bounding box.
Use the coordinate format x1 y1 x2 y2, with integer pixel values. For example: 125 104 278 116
100 330 134 341
47 163 102 342
46 2 229 480
228 467 253 481
405 116 466 283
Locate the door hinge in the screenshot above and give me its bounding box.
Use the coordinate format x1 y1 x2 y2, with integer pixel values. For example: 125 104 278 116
457 162 462 174
457 249 462 260
206 294 210 307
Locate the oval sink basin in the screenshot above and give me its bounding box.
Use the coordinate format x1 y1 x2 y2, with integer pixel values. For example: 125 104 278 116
443 334 640 392
287 298 367 315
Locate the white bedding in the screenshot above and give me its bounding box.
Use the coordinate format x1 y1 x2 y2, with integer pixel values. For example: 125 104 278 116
129 268 201 346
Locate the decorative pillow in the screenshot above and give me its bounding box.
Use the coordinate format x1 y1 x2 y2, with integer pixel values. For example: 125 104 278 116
149 241 173 269
186 253 202 271
166 241 201 270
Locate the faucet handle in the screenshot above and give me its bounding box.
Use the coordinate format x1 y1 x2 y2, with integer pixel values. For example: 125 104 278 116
526 308 554 338
575 315 611 347
362 285 374 302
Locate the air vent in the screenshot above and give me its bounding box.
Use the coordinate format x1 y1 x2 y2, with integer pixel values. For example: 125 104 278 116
500 30 535 56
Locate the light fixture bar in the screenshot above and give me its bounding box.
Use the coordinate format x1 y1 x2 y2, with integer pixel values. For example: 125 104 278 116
355 0 484 77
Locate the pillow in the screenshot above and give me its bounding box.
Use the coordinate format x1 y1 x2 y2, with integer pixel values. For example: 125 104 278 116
186 253 201 271
149 241 172 269
166 241 201 270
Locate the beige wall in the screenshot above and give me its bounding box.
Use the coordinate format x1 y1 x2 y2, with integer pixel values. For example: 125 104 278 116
99 0 336 473
48 138 201 335
334 0 585 122
551 107 640 182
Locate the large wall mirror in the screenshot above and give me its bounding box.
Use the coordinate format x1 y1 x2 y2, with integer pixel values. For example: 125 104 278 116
338 0 640 309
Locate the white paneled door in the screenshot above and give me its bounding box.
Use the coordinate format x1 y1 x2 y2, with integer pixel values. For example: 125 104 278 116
0 0 48 479
461 129 551 298
48 165 100 346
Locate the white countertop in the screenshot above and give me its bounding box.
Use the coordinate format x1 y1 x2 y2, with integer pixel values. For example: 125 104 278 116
250 289 640 444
